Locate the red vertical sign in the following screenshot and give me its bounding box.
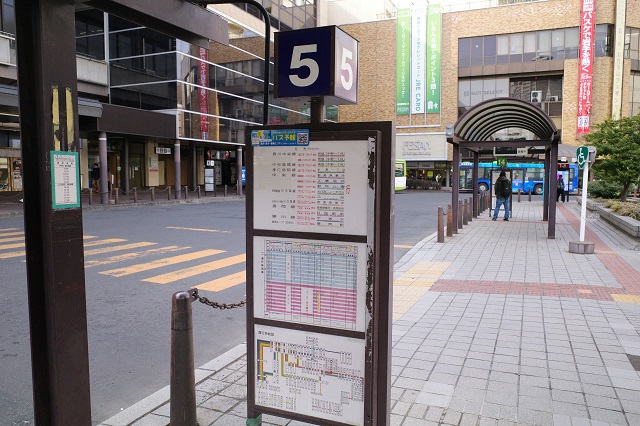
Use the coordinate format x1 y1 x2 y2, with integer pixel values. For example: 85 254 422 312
577 0 595 134
199 47 209 137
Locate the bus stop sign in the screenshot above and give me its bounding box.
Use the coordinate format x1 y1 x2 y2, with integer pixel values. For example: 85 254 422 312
496 157 507 167
576 146 588 168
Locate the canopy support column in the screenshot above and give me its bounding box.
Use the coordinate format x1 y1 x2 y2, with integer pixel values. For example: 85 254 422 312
452 143 460 228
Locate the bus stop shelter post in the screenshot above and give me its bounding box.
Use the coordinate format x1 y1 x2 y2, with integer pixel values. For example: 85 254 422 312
472 151 479 218
548 144 559 239
543 149 550 221
452 143 460 230
15 1 92 423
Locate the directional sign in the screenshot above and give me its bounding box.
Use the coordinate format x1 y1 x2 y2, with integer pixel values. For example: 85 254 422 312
496 157 507 167
275 26 359 104
576 146 589 168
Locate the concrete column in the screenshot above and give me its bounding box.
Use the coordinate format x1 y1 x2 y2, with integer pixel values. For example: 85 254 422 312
237 147 243 196
472 150 479 218
548 144 559 239
452 144 460 230
99 132 108 204
543 149 550 221
190 141 197 191
174 140 181 199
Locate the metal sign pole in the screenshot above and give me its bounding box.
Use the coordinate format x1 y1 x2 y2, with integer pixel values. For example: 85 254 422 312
579 159 589 242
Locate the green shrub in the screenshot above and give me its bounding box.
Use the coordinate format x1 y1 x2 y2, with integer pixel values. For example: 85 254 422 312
588 180 623 199
603 200 640 220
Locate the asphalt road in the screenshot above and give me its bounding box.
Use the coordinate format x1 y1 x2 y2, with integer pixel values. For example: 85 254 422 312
0 190 457 425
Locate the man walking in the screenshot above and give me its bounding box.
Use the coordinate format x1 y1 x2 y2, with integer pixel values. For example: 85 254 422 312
492 171 511 221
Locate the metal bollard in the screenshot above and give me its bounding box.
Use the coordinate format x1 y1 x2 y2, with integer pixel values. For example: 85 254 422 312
184 186 188 200
566 191 570 203
458 200 463 229
528 189 532 202
151 187 155 201
133 187 138 203
224 185 228 197
89 188 93 205
168 186 172 200
517 189 521 203
197 186 201 199
463 199 469 226
114 188 119 204
468 197 473 222
170 291 197 426
437 206 445 243
447 203 454 236
480 192 485 213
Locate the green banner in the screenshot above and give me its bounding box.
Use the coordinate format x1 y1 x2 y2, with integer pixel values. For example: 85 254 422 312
426 4 441 113
396 9 411 115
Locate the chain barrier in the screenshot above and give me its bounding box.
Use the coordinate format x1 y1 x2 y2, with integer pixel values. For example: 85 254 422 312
191 288 245 310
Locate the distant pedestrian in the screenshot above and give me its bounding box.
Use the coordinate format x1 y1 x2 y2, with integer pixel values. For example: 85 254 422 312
556 175 565 203
492 171 511 221
91 163 100 193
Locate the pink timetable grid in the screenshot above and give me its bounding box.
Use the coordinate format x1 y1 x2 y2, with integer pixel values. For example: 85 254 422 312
263 240 358 330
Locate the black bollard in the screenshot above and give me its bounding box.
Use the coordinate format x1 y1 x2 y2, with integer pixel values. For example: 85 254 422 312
170 291 196 426
133 187 137 203
458 200 463 229
447 203 453 237
197 186 201 199
151 187 155 201
114 188 119 204
168 186 172 200
529 188 532 202
463 199 469 226
89 188 93 205
184 186 188 200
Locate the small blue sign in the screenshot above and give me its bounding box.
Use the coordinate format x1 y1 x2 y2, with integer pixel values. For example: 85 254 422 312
251 129 310 146
242 166 246 184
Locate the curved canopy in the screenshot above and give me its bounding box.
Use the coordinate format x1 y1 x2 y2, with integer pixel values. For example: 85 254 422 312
454 97 559 144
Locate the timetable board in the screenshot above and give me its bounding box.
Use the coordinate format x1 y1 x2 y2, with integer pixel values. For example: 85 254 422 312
246 122 393 426
254 324 365 426
253 236 368 332
252 138 371 236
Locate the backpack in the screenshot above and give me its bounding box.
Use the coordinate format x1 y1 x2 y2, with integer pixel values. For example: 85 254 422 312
501 180 511 198
557 178 563 190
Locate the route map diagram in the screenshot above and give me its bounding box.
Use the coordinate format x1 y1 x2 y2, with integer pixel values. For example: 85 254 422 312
255 325 365 425
253 237 368 332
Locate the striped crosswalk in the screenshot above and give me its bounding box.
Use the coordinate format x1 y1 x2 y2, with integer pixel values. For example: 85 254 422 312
0 228 246 294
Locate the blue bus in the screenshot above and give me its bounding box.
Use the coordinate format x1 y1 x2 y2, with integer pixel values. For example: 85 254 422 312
460 162 579 195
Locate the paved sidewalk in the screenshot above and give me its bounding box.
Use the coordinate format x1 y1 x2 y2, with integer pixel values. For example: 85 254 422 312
91 200 640 425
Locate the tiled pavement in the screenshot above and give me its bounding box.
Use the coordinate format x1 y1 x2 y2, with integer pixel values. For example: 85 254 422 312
99 199 640 426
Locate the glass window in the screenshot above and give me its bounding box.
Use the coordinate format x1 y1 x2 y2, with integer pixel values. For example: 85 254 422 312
523 32 536 62
595 24 613 57
551 29 565 60
497 35 509 64
483 35 496 65
625 27 640 61
565 27 579 59
471 37 483 66
509 33 523 63
536 30 551 60
458 38 471 67
458 80 471 117
1 0 15 35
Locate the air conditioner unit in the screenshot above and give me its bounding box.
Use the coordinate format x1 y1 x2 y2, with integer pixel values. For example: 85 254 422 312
548 96 559 102
530 91 542 103
494 147 528 157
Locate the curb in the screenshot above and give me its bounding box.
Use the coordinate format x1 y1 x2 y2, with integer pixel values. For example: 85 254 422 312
98 343 247 426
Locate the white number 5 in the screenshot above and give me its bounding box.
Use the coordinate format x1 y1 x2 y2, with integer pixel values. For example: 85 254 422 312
289 44 319 87
340 47 353 91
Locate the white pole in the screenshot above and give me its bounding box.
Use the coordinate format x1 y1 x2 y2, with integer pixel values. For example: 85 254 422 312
579 160 589 241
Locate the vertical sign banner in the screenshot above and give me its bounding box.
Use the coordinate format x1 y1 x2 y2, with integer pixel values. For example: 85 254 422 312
577 0 595 134
199 47 209 139
426 4 442 113
396 9 411 115
410 8 426 114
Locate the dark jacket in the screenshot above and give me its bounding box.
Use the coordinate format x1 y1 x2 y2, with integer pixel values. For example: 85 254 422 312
494 175 511 198
91 167 100 180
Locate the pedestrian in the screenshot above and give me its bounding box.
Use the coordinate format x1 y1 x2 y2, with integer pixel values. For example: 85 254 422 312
492 171 511 221
556 175 565 203
91 163 100 193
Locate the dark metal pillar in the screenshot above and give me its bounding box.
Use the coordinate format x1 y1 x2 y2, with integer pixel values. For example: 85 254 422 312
310 96 325 124
472 150 479 218
99 132 109 203
543 149 550 221
548 144 559 239
237 147 243 196
452 143 460 230
15 0 92 423
124 140 130 194
190 141 197 191
174 140 181 198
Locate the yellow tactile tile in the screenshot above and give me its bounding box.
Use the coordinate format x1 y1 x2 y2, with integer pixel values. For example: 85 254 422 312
392 262 450 320
611 294 640 304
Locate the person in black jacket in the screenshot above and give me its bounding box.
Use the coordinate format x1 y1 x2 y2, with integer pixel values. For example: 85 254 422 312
556 175 566 203
91 163 100 193
492 171 511 221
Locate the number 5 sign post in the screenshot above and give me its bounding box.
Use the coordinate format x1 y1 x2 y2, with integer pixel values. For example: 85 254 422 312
274 26 359 105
